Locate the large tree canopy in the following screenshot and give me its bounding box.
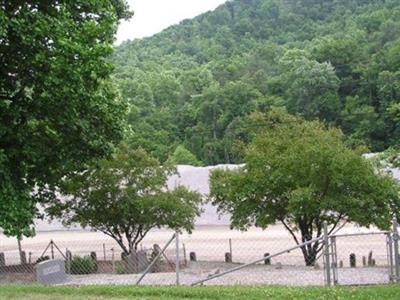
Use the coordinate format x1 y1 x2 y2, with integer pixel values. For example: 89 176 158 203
0 1 131 236
209 109 400 266
48 145 202 255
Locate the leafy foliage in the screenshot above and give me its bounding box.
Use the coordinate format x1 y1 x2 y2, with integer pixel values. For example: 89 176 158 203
0 1 131 236
112 0 400 164
114 261 128 274
209 109 400 265
49 145 202 255
70 256 97 275
167 145 203 166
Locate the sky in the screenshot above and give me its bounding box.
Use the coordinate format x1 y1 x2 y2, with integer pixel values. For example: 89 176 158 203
116 0 228 44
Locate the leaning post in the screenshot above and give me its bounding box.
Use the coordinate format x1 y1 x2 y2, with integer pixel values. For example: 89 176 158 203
323 221 331 287
393 217 400 282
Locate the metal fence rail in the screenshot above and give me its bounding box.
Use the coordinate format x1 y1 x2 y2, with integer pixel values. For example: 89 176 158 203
1 221 399 287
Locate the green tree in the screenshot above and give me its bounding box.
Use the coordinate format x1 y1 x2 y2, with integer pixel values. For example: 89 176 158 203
0 1 131 236
49 145 202 255
280 51 341 123
209 109 399 266
167 145 203 166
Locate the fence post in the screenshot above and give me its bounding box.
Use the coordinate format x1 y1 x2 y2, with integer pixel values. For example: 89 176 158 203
176 230 180 286
387 233 394 282
393 218 400 282
50 240 54 259
323 221 331 287
229 239 233 262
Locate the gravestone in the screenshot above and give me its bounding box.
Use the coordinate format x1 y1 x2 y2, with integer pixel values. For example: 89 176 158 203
0 253 5 273
350 253 356 268
0 253 5 267
121 251 148 273
339 260 343 268
36 259 66 285
20 251 27 265
90 251 98 272
121 252 137 273
190 252 197 262
137 250 149 272
368 251 373 266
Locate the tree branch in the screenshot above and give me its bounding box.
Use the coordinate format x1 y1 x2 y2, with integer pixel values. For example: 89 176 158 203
98 227 129 254
280 218 300 245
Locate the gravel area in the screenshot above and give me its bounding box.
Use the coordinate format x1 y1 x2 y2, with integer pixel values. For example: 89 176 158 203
61 264 390 287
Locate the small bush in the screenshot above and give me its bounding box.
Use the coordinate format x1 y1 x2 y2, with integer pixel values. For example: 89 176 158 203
114 261 127 274
70 255 96 274
36 256 50 264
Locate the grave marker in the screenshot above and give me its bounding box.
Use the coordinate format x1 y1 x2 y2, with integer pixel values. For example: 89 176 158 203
36 259 66 285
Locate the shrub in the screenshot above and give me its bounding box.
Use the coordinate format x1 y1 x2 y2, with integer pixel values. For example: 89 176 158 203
36 256 50 264
114 261 127 274
70 255 96 274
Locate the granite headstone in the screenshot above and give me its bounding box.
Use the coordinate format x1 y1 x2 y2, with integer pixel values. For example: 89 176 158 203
36 259 66 285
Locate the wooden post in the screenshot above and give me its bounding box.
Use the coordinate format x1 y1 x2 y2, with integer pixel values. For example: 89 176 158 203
0 252 5 268
17 236 25 264
264 253 271 265
66 250 72 274
229 239 233 262
50 240 54 259
368 251 373 266
362 256 366 267
111 248 115 273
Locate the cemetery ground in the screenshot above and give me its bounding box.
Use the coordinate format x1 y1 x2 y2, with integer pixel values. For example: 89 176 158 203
0 224 394 286
1 285 400 300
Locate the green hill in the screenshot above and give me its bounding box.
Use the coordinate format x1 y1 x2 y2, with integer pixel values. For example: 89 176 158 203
111 0 400 165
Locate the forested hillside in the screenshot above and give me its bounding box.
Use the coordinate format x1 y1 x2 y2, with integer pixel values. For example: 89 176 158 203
111 0 400 165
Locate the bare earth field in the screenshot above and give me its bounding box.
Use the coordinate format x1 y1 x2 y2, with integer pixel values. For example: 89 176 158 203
0 224 393 286
60 265 389 286
0 224 390 265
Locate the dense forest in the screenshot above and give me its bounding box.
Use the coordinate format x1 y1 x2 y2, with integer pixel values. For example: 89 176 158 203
111 0 400 165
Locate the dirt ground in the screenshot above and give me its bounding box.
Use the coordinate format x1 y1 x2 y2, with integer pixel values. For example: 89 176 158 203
0 224 389 267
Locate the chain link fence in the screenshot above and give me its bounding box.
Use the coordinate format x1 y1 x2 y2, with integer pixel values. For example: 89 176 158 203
1 222 399 287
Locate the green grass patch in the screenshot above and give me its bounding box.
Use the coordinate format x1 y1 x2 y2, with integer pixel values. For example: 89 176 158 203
1 285 400 300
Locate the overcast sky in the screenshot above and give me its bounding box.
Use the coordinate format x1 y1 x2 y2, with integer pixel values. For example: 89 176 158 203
116 0 228 44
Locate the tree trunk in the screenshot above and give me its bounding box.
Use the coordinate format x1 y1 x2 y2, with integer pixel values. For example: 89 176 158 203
300 244 318 266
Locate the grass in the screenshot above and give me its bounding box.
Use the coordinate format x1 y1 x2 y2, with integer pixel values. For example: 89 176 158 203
1 285 400 300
